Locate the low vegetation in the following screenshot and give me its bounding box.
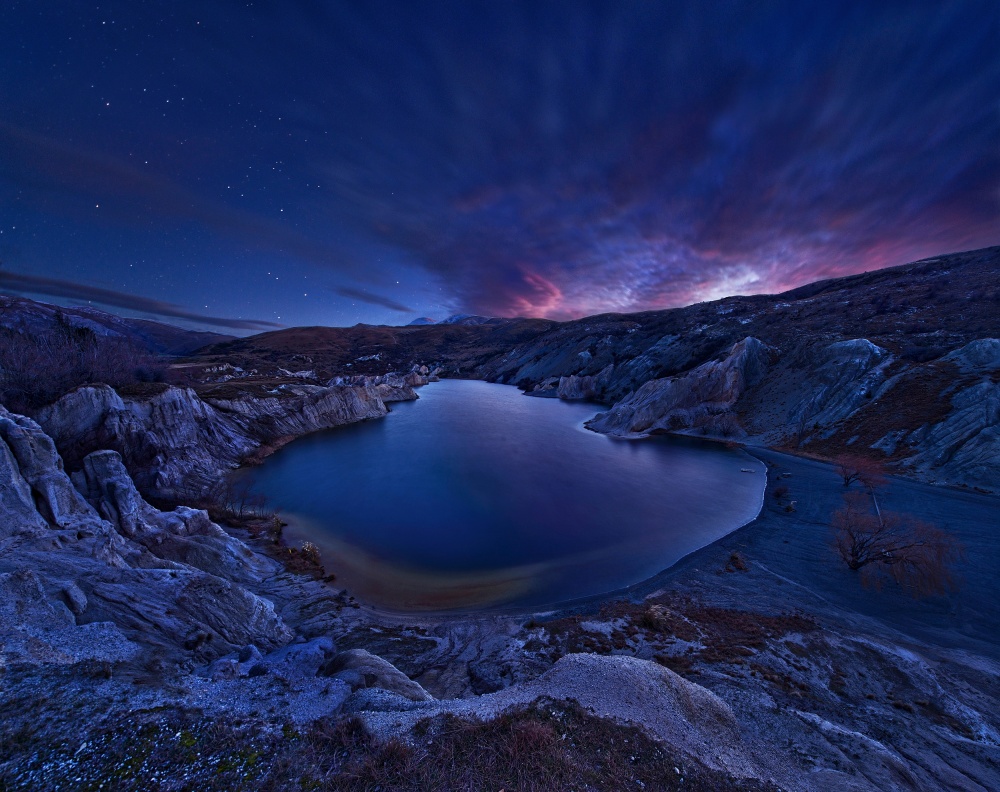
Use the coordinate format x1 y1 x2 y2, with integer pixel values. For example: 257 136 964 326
0 313 165 412
0 697 776 791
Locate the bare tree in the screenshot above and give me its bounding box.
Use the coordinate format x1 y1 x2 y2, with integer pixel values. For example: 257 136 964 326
0 322 165 412
834 454 887 490
832 492 962 597
211 476 269 520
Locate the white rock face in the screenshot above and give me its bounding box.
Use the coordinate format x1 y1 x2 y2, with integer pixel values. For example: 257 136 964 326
0 406 293 666
327 373 420 402
786 338 894 439
883 344 1000 489
557 364 614 400
36 383 392 499
586 337 772 436
77 450 277 583
36 385 253 498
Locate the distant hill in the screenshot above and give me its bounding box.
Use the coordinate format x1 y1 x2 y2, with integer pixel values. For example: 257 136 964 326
0 295 234 355
439 314 498 326
191 317 555 380
405 314 499 326
198 246 1000 381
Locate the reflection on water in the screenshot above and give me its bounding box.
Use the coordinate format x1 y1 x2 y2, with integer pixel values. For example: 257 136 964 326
246 379 764 611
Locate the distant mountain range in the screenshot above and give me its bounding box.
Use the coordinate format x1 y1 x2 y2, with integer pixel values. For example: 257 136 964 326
0 295 234 355
407 314 500 326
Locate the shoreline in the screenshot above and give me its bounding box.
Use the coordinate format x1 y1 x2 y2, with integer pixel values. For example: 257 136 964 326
346 445 770 622
250 381 770 620
301 438 1000 664
241 376 993 624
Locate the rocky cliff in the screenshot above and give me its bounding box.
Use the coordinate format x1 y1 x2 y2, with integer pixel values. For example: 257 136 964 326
0 406 292 665
34 380 406 500
554 332 999 490
470 248 1000 491
585 337 774 436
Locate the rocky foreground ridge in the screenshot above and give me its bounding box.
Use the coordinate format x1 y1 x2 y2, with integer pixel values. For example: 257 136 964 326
0 399 777 785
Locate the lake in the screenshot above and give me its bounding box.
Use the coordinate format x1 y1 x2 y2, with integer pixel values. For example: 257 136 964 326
245 379 765 611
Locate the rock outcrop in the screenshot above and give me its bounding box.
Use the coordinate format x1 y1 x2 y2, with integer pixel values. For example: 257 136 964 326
0 406 293 666
36 382 393 500
556 364 614 400
320 648 434 702
362 653 760 780
739 337 896 446
586 337 773 437
327 372 422 402
877 339 1000 489
570 332 1000 491
786 339 894 438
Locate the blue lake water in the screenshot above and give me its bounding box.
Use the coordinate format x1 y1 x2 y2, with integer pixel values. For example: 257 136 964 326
246 379 765 611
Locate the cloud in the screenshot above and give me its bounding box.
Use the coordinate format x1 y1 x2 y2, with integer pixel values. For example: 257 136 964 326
0 271 283 331
294 1 999 317
333 286 412 312
4 2 997 323
0 123 371 277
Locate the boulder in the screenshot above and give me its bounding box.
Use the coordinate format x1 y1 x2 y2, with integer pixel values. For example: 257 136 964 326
319 648 433 702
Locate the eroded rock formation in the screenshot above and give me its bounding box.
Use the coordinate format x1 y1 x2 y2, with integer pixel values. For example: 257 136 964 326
585 337 773 436
35 381 399 500
0 406 292 664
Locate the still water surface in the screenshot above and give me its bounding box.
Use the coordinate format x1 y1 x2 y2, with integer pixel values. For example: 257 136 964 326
246 379 764 611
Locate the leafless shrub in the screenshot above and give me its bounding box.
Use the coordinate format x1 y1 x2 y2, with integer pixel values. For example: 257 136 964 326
208 477 270 521
0 316 165 412
832 492 963 597
834 454 887 490
714 412 741 437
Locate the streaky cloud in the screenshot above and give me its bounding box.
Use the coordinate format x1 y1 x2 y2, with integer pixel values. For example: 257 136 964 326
333 286 413 313
0 271 283 331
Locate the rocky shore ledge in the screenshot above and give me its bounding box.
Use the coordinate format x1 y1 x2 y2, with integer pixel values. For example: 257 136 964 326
513 334 1000 494
32 373 425 502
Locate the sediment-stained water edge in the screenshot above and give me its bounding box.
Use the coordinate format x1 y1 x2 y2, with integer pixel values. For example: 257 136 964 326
246 379 765 610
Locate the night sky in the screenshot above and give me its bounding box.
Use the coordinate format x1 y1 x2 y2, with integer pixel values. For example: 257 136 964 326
2 2 998 333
